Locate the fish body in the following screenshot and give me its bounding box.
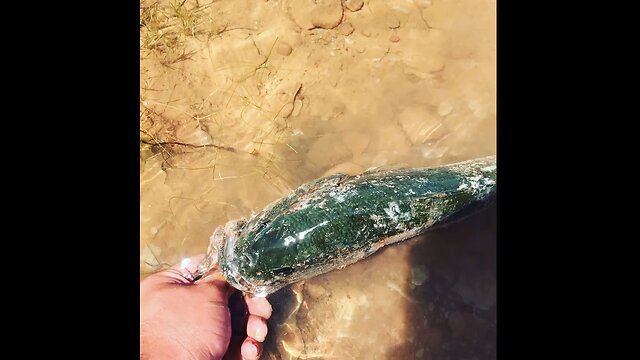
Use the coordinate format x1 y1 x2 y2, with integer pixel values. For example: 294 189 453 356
198 156 496 296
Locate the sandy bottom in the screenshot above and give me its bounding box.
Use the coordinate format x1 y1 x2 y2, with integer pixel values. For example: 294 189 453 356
140 0 495 358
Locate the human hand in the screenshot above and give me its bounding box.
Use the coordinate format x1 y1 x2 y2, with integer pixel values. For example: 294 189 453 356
140 255 272 360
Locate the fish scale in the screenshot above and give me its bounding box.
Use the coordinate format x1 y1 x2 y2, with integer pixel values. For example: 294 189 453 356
197 156 496 296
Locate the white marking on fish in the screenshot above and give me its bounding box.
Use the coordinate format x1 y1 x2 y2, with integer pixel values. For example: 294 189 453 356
468 175 483 190
383 201 411 222
384 201 400 219
330 191 347 203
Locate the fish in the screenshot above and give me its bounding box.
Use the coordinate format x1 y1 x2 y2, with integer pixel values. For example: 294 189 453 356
196 156 496 296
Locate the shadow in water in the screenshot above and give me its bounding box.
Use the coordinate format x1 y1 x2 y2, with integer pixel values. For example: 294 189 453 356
261 282 304 359
386 200 496 359
260 201 496 360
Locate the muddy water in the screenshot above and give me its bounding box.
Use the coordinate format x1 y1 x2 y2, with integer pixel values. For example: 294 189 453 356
140 0 496 358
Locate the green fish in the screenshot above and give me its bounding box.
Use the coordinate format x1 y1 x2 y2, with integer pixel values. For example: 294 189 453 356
196 156 496 296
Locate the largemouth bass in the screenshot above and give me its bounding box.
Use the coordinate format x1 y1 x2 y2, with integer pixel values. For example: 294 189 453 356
196 156 496 296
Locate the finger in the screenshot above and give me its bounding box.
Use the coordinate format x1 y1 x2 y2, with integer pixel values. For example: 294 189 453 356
246 315 268 342
245 294 273 319
196 270 236 300
241 338 262 360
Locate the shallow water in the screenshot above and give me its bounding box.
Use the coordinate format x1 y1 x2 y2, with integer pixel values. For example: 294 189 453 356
263 202 495 359
140 0 495 358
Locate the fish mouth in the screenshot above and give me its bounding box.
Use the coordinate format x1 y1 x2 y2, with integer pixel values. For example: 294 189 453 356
215 218 277 296
216 219 255 293
221 224 245 291
196 218 271 295
196 219 245 280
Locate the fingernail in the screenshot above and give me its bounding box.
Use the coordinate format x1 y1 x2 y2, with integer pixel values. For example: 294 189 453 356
256 323 267 341
242 341 258 358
